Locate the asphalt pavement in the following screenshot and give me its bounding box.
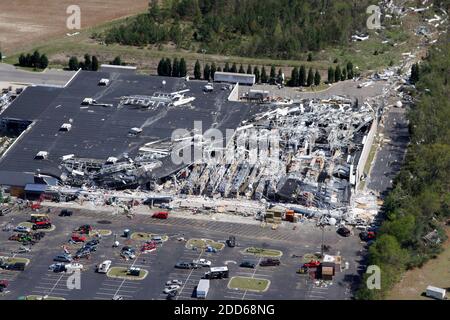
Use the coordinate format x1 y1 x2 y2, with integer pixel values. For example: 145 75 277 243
0 63 75 87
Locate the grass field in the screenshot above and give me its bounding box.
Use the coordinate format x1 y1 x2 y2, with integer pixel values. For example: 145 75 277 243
107 267 148 280
186 238 225 251
228 277 270 292
131 232 168 242
387 227 450 300
243 247 283 258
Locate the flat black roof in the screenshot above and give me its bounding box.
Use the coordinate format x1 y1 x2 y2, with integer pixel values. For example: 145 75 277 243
0 71 263 182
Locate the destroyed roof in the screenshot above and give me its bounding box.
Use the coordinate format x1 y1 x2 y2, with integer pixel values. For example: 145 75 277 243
0 71 266 183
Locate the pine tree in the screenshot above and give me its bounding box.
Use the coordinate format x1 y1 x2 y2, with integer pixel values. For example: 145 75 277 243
111 56 122 65
314 70 321 86
299 65 306 86
307 53 313 61
334 65 341 83
224 62 230 72
328 66 335 84
40 54 49 69
179 58 187 77
172 58 179 77
92 56 99 71
31 50 41 69
307 68 314 86
247 64 252 74
410 63 420 84
230 63 237 73
165 58 172 76
210 62 217 79
84 54 92 71
290 67 299 87
157 58 164 76
68 56 79 71
277 68 283 84
204 63 211 81
253 66 260 83
341 68 347 81
239 64 245 74
217 65 222 72
261 66 268 83
346 61 354 79
18 54 26 67
270 65 276 83
194 60 202 79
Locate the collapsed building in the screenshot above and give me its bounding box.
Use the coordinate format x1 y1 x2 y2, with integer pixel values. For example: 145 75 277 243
0 68 379 220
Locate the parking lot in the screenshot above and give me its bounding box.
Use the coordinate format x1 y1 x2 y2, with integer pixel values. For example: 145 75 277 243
0 206 364 300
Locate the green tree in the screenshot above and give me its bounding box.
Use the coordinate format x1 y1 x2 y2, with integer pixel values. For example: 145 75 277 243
179 58 187 77
290 67 299 87
210 62 217 79
334 65 341 83
92 56 99 71
261 66 268 83
31 50 41 68
238 64 245 74
194 60 202 79
307 68 314 86
224 62 230 72
216 65 222 72
328 66 335 83
203 63 211 80
341 68 347 81
111 56 122 65
307 53 313 61
253 66 260 83
314 70 321 86
410 63 420 84
0 51 2 62
84 54 92 71
40 54 49 69
230 63 237 73
172 58 179 77
68 56 79 71
157 58 164 76
270 65 276 83
277 68 283 84
346 61 354 79
246 64 252 74
299 65 306 86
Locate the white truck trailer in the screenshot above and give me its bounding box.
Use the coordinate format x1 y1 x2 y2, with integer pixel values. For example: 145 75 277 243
196 279 210 299
426 286 446 300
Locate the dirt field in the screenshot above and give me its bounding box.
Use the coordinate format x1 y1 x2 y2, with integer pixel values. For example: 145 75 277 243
0 0 148 53
388 227 450 300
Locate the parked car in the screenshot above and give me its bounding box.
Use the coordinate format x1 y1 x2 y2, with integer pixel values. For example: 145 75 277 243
75 225 92 234
127 267 141 276
259 258 280 267
71 234 87 242
193 259 211 267
49 263 66 273
163 285 180 293
86 239 100 246
175 262 199 269
32 221 52 230
59 209 73 217
240 261 256 268
166 290 178 300
152 212 168 219
360 231 376 241
14 226 31 233
53 254 72 263
97 260 112 273
303 260 321 268
337 226 351 237
5 262 26 271
227 236 236 247
75 250 91 259
166 280 183 286
65 263 83 271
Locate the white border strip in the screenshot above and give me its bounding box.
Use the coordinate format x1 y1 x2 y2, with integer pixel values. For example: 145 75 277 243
64 68 82 88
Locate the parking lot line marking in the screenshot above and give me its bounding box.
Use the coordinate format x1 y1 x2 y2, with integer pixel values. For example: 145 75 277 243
31 290 69 296
95 292 132 298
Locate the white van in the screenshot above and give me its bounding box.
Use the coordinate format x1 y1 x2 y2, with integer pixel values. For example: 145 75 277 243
97 260 112 273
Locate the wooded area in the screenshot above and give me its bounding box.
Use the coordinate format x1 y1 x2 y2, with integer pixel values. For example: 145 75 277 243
103 0 371 59
357 34 450 299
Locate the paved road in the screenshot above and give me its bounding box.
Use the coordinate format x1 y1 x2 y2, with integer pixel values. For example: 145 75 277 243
367 107 409 194
0 63 75 87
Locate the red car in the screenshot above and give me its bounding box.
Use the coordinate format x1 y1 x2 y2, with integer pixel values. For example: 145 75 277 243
303 260 321 268
32 220 52 230
152 212 168 219
0 280 9 291
71 234 87 242
75 225 92 234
